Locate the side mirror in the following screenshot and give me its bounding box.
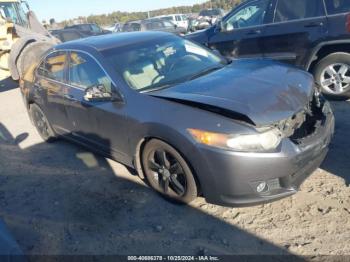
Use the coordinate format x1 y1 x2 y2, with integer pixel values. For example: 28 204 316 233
84 85 117 102
215 21 222 32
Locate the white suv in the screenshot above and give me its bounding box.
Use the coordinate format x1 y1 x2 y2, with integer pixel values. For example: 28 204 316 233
155 14 189 29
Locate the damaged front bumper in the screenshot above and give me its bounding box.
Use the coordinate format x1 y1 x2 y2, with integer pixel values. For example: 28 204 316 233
194 99 335 207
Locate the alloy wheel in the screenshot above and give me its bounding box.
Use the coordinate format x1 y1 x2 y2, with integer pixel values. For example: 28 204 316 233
31 104 55 142
146 149 187 197
320 63 350 95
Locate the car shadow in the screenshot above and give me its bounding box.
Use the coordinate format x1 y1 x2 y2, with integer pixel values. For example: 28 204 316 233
321 100 350 186
0 123 304 258
0 78 18 93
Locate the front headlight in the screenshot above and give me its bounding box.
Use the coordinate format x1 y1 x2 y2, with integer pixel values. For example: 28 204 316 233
188 128 282 152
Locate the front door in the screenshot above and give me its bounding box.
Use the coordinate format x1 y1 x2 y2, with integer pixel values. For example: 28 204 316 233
262 0 327 67
208 0 271 58
63 51 129 162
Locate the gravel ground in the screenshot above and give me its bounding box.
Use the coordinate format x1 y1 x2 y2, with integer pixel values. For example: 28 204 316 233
0 81 349 257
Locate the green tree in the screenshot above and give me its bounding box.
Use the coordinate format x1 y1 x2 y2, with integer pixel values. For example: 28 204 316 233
59 0 243 27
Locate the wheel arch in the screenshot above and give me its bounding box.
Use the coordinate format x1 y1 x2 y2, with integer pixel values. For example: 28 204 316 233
133 134 203 195
307 41 350 73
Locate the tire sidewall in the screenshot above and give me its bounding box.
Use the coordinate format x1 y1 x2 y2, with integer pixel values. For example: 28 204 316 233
142 139 198 204
314 52 350 99
18 42 54 79
30 104 56 142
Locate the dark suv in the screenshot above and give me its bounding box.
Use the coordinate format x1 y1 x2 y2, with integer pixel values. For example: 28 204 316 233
186 0 350 98
65 23 111 36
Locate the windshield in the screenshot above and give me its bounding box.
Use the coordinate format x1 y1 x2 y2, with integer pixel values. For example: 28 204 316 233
78 24 93 31
91 24 102 33
162 16 173 21
103 36 226 92
0 2 28 27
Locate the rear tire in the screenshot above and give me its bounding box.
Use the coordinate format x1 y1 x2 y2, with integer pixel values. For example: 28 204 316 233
314 52 350 99
142 139 198 204
29 104 57 143
17 42 54 79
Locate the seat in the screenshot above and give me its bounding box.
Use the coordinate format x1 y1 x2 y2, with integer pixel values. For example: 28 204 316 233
123 59 162 90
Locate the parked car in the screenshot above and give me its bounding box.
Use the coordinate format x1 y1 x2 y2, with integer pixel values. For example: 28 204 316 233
122 19 187 35
104 23 124 33
155 14 189 29
195 8 226 30
65 23 111 36
50 29 89 43
186 0 350 98
21 32 334 207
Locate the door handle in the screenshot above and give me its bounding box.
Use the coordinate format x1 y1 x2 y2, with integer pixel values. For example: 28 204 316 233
304 22 324 28
64 94 78 102
247 29 262 35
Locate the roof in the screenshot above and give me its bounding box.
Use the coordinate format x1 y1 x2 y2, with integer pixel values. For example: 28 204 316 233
55 31 174 52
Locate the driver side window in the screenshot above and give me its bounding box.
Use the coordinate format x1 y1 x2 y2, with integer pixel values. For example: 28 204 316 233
224 0 270 30
68 52 112 93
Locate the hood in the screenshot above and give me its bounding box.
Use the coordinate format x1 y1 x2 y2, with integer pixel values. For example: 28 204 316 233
185 29 210 44
151 59 314 127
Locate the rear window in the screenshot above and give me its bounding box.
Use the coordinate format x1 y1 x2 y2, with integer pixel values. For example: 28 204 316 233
37 52 67 82
325 0 350 15
123 23 141 32
199 9 222 17
274 0 325 22
61 31 82 42
145 21 164 30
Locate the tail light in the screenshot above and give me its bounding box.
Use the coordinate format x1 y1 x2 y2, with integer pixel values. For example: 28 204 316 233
346 13 350 32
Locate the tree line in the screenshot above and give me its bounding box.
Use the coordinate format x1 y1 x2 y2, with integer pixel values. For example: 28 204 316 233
58 0 243 26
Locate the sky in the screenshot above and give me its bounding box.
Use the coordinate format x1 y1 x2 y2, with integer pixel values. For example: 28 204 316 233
29 0 207 22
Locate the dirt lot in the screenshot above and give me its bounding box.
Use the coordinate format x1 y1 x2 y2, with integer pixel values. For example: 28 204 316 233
0 80 349 257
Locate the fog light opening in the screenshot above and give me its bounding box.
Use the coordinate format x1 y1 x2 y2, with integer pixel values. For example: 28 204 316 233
256 182 269 193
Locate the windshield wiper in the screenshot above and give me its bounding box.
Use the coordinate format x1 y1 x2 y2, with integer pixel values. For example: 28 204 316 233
188 66 223 81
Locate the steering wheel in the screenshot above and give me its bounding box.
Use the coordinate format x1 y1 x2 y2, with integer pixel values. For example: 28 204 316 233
151 75 163 85
168 55 198 73
234 18 247 28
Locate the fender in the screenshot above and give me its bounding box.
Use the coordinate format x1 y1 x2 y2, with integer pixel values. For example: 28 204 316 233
130 122 216 199
306 40 350 71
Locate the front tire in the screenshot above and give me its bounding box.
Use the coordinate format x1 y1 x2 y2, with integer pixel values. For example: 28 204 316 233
314 52 350 99
29 104 57 143
142 139 198 204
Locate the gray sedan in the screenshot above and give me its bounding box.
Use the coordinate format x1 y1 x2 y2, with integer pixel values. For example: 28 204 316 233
20 32 334 207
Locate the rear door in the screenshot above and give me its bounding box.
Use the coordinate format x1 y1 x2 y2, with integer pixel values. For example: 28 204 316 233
324 0 350 40
207 0 272 58
35 51 70 135
64 51 129 162
262 0 327 68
